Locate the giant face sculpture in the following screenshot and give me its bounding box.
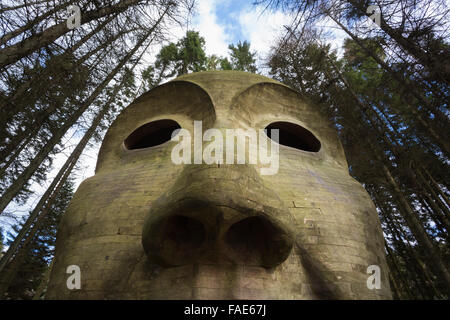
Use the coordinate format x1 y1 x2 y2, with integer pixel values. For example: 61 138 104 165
46 71 392 299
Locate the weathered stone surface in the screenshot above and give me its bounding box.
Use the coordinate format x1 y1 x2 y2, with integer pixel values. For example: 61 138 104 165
46 71 392 299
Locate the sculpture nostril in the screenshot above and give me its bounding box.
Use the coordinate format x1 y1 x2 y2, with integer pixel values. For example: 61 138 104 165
165 215 205 250
142 214 207 266
224 216 292 268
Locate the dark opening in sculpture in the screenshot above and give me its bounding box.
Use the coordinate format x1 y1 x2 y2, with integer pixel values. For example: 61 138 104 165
124 119 181 150
265 121 321 152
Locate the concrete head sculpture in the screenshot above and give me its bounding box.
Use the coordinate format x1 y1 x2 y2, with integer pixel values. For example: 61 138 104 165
46 71 391 299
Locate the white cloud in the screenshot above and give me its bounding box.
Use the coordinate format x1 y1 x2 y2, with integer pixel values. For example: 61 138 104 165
143 1 289 66
238 7 288 65
191 0 231 56
238 5 350 67
139 0 232 78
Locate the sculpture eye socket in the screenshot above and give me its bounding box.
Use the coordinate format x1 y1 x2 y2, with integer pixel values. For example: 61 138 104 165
265 121 321 152
124 119 181 150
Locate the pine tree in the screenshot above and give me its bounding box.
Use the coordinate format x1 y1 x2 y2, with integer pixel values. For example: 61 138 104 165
2 178 74 300
266 26 450 298
0 227 4 254
0 0 181 215
141 30 208 90
228 40 257 72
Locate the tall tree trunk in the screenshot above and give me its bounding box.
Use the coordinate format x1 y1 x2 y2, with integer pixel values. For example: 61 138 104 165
379 160 450 288
0 18 161 214
378 199 443 298
0 153 77 278
0 14 117 154
0 18 132 165
0 0 144 68
0 30 155 275
384 243 413 299
32 258 54 300
0 133 32 180
424 168 450 209
0 0 54 14
319 27 450 157
324 48 450 228
0 239 29 298
0 169 74 297
6 13 117 108
323 49 450 288
327 14 450 130
347 0 449 85
0 1 76 45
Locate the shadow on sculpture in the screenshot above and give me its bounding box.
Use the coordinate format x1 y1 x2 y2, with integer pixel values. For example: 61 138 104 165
45 71 392 299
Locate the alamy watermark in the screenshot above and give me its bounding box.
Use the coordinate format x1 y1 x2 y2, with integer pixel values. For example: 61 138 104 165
66 265 81 290
65 263 381 291
365 5 381 31
170 121 280 175
66 5 81 30
367 265 381 289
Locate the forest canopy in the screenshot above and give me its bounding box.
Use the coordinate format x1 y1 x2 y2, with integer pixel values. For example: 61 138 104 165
0 0 448 299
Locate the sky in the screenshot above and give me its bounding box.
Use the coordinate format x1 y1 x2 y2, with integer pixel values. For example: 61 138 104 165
137 0 296 73
174 0 347 70
0 0 349 240
189 0 288 65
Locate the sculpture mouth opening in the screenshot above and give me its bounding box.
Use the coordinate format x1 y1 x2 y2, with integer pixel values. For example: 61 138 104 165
224 216 292 268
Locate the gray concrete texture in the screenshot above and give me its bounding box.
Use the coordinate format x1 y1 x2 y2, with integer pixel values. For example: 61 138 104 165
46 71 392 299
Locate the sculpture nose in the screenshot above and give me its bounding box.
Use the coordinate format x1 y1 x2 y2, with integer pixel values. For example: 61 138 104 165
142 164 294 268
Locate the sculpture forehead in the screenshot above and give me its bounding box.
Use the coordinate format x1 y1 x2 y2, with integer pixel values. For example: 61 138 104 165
173 70 285 109
95 70 349 172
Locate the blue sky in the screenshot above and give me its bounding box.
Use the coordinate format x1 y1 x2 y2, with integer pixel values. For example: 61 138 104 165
164 0 291 70
214 0 247 40
173 0 347 70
